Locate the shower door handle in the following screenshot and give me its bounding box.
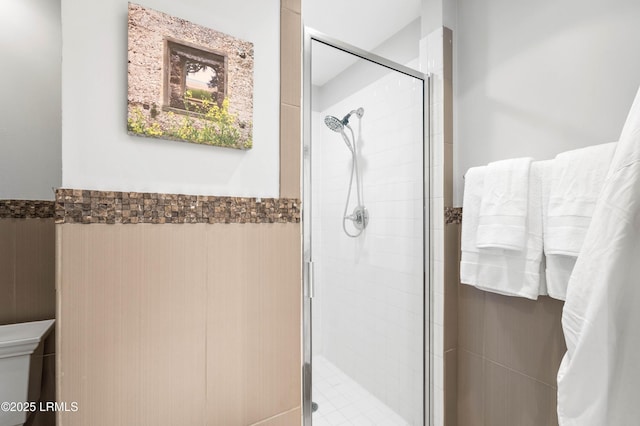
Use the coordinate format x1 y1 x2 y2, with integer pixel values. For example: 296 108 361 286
305 261 315 299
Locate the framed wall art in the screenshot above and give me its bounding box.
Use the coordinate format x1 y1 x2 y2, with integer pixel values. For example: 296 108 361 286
127 3 254 149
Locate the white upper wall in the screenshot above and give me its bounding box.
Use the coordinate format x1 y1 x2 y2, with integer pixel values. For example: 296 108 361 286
61 0 280 197
0 0 61 200
455 0 640 205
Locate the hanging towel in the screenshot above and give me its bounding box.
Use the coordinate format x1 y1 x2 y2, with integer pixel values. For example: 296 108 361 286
477 157 533 250
544 255 576 301
545 142 617 256
543 143 616 300
460 166 485 280
536 159 555 297
557 86 639 425
461 163 544 299
540 158 577 300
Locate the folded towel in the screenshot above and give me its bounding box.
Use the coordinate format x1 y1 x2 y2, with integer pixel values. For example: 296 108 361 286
460 166 486 291
461 167 485 255
477 157 533 250
545 255 576 300
461 163 544 299
545 143 616 256
539 158 573 300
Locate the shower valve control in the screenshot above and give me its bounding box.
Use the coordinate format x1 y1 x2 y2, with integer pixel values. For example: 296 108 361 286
346 206 369 231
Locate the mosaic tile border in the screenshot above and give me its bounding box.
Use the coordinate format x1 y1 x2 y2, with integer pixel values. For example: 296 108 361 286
445 207 462 225
0 200 56 219
55 189 300 224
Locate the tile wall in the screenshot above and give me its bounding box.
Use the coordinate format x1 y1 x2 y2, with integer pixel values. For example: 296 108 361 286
422 26 455 426
457 283 566 425
0 217 56 426
280 0 302 199
57 223 301 426
312 59 425 424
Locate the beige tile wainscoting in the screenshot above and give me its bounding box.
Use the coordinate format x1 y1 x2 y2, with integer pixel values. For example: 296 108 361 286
57 219 301 425
0 202 57 426
454 209 567 426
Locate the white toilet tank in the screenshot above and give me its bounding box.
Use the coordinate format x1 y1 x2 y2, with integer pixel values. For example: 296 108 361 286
0 319 55 426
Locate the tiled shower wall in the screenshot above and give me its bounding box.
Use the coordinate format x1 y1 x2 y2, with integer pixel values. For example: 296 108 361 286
311 59 425 424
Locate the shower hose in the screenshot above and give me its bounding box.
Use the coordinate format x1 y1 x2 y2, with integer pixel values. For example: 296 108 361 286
340 124 364 238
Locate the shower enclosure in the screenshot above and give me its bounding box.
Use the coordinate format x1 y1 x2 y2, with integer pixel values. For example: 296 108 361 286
303 29 431 426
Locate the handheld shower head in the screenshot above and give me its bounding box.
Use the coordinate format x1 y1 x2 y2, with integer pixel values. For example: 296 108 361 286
324 115 344 132
322 106 368 237
324 107 364 132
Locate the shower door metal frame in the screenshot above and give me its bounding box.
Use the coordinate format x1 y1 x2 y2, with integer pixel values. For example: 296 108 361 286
302 27 432 426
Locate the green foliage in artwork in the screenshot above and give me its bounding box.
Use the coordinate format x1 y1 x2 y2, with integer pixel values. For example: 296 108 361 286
127 107 163 137
185 88 214 102
127 94 252 149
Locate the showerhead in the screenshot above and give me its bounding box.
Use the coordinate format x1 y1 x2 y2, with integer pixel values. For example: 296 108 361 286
324 107 364 132
324 115 344 132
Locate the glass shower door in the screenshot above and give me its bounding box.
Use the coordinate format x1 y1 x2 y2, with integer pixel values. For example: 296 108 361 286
303 30 430 426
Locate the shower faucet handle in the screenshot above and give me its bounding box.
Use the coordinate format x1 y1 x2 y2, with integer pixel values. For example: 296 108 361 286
345 206 369 230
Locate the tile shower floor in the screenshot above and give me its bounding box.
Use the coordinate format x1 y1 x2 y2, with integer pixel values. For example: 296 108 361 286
312 356 409 426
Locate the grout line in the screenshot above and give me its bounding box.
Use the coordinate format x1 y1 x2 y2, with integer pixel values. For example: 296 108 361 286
280 4 301 15
249 406 300 426
485 357 559 389
54 220 63 426
459 348 558 389
11 221 17 323
204 228 209 420
281 101 301 109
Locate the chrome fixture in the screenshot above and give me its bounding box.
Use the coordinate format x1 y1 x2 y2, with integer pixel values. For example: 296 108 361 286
324 107 364 132
323 107 367 237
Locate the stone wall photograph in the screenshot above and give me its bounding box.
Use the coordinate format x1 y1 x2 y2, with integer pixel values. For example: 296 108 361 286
127 3 254 149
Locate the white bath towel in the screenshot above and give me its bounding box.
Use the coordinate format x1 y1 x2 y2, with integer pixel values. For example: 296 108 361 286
461 163 544 299
477 157 533 250
545 142 616 256
460 166 485 256
544 255 575 301
539 158 576 300
557 87 639 425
